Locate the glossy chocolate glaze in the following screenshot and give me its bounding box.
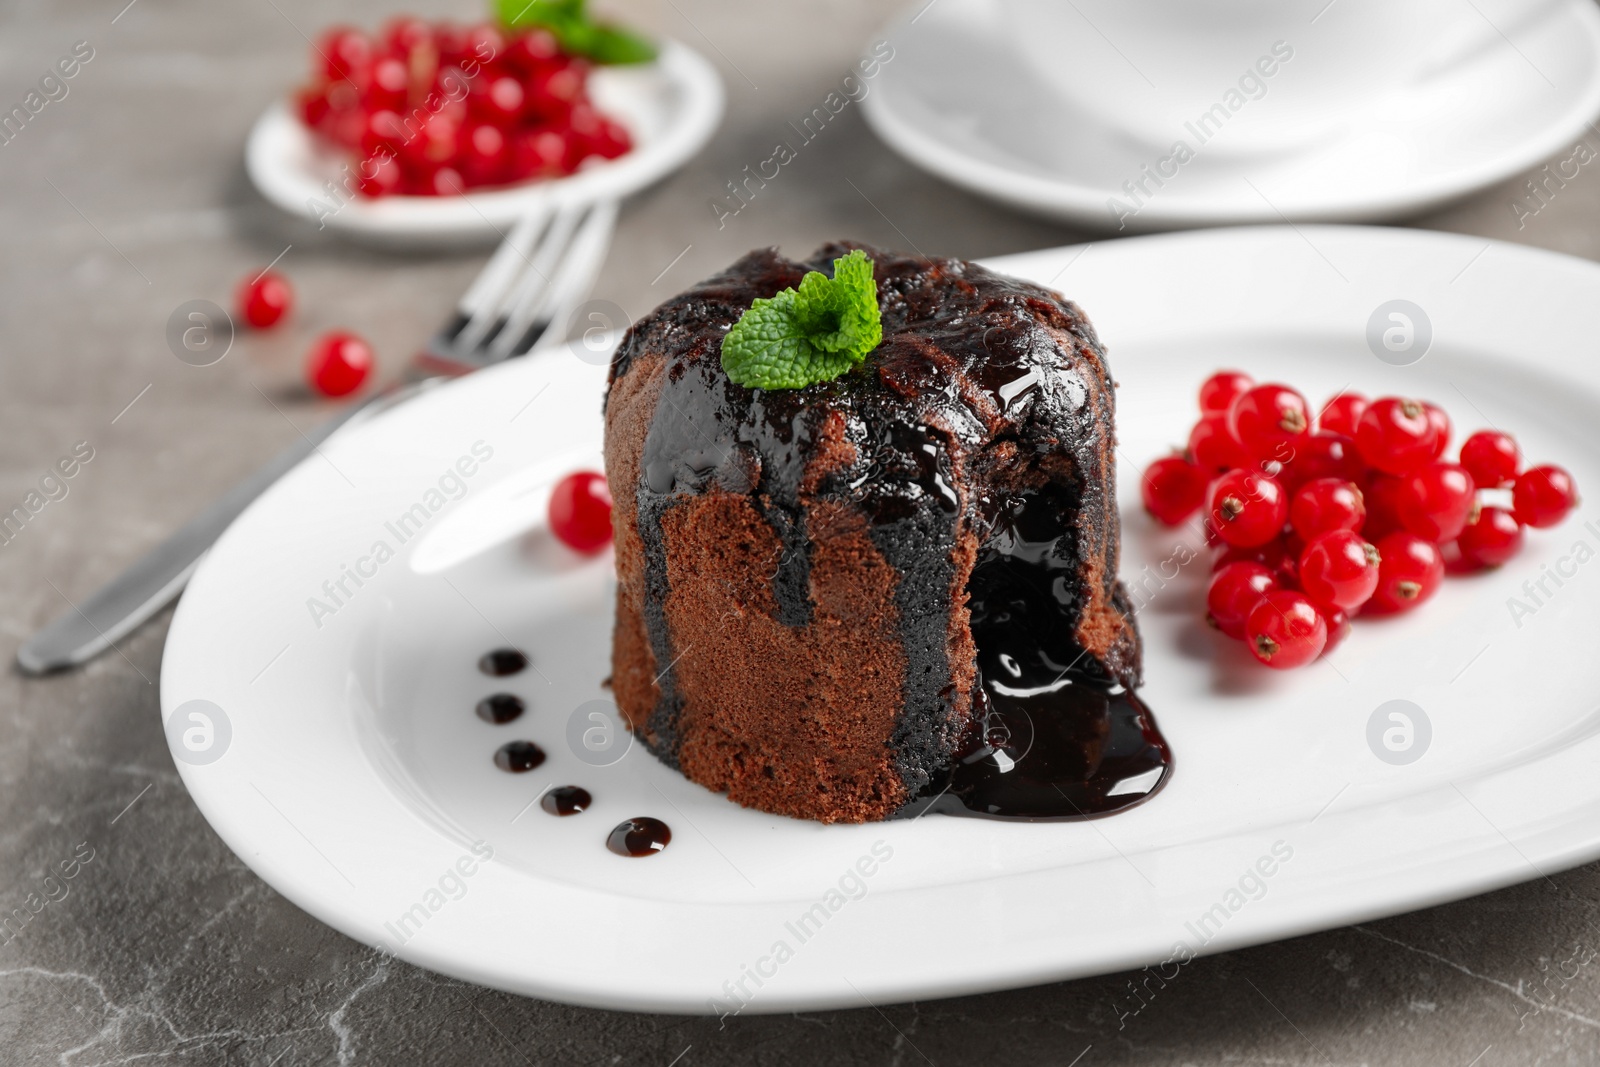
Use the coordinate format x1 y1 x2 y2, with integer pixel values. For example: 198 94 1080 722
608 243 1148 819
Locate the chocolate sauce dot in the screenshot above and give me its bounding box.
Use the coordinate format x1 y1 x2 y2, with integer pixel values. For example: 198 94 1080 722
479 648 528 677
476 693 525 724
606 817 670 857
541 786 592 816
494 740 546 773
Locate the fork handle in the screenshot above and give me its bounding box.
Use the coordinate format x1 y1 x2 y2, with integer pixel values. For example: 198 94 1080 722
16 401 371 675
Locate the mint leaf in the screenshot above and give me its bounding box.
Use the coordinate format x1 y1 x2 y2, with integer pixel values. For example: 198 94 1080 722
721 250 882 390
494 0 658 64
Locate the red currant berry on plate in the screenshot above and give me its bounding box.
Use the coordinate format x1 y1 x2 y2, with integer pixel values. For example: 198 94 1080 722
1298 530 1381 612
459 123 508 184
1458 430 1520 488
355 150 403 197
1456 506 1524 568
1317 392 1367 437
1290 477 1365 539
1228 383 1311 464
1399 462 1477 542
506 28 561 69
1512 465 1578 528
1245 591 1328 669
366 55 409 111
1355 397 1438 475
1206 561 1277 639
1199 370 1253 416
305 330 373 398
382 16 434 56
1208 468 1289 548
472 75 526 124
1188 413 1249 472
1423 402 1451 460
428 166 466 197
1361 471 1407 540
549 471 613 553
317 26 373 85
1322 606 1352 654
1141 456 1209 526
1276 433 1364 494
236 269 293 330
1367 533 1444 614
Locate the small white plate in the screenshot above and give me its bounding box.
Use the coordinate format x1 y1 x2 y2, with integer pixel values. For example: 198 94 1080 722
163 226 1600 1013
861 0 1600 230
245 40 723 249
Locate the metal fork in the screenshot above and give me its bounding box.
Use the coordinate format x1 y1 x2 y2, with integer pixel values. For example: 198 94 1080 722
17 198 619 675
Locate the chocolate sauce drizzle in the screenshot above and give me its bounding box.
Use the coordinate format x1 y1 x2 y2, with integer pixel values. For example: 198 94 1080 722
904 485 1171 820
476 693 525 724
607 817 671 856
479 648 529 677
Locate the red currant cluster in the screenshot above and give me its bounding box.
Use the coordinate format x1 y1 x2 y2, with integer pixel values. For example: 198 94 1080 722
1142 371 1579 669
295 19 632 198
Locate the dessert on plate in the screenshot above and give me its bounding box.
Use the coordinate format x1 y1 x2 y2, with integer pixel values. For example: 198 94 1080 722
603 243 1170 824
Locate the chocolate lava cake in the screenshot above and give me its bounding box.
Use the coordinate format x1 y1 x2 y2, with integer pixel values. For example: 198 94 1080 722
603 243 1168 824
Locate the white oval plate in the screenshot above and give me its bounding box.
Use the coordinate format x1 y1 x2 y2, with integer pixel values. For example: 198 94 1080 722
861 0 1600 230
245 40 723 249
163 226 1600 1014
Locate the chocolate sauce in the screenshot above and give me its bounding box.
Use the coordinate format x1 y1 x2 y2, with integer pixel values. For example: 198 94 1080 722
541 786 591 816
606 817 671 856
479 648 528 677
907 485 1171 821
493 740 546 773
476 694 525 724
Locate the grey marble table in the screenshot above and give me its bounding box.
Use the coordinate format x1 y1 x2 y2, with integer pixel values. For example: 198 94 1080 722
4 0 1600 1063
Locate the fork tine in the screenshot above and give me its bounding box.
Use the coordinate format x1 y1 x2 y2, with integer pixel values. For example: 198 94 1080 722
443 202 553 358
518 199 620 357
484 203 589 362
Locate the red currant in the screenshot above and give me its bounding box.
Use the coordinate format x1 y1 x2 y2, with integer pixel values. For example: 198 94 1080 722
382 16 434 56
305 330 374 398
1512 465 1578 528
1245 591 1328 669
1322 607 1352 654
1399 462 1477 542
1318 392 1367 437
1298 530 1381 611
1208 469 1289 548
459 123 508 184
1423 402 1451 461
236 269 293 330
1141 456 1209 526
1206 561 1277 639
1199 371 1253 416
1228 383 1311 464
1456 506 1524 569
506 28 561 70
1290 477 1366 540
1212 537 1298 588
1367 533 1444 614
549 471 613 553
1276 433 1365 494
1188 414 1249 472
1459 430 1520 488
317 27 373 86
1361 472 1407 540
1355 397 1438 475
355 151 403 197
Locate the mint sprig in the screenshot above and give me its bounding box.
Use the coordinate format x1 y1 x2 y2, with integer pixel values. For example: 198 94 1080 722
495 0 658 64
720 250 883 391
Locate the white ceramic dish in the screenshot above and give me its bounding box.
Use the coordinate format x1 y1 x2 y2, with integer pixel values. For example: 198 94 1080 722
162 226 1600 1013
861 0 1600 230
245 40 723 249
